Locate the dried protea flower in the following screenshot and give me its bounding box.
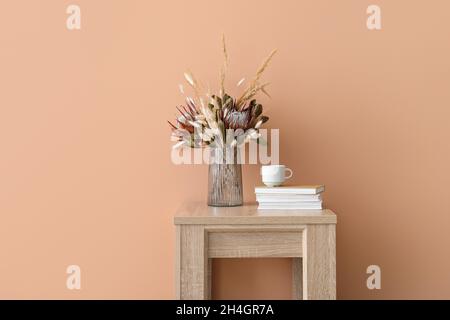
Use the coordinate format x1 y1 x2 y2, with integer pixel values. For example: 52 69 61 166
223 108 251 130
221 98 268 131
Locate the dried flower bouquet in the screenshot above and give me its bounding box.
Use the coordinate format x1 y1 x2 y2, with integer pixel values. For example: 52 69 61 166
169 35 276 151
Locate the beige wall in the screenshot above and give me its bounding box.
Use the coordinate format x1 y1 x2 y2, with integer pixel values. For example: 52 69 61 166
1 0 450 299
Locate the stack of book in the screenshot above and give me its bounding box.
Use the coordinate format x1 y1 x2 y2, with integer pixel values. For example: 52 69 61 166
255 185 324 210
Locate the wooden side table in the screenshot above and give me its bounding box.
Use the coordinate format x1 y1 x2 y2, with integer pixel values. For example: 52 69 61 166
174 202 337 300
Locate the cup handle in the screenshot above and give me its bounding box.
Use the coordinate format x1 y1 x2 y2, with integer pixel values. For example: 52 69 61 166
285 168 293 179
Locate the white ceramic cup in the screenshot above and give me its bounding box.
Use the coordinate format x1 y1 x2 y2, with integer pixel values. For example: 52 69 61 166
260 165 293 187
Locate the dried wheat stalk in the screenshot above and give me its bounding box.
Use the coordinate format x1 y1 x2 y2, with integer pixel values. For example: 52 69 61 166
219 34 228 97
236 49 277 109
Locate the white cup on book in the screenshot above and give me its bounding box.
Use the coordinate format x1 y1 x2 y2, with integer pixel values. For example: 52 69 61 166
260 165 293 187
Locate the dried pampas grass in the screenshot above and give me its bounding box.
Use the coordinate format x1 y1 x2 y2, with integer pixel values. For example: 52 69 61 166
184 70 202 101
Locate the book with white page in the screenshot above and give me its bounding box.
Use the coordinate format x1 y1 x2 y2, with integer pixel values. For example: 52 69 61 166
258 200 322 206
255 185 325 195
257 200 323 207
258 202 323 210
256 194 322 202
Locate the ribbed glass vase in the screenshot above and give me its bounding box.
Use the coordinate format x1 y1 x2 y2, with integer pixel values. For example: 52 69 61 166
207 147 243 207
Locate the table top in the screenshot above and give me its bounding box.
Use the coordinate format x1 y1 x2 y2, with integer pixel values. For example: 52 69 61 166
174 202 337 225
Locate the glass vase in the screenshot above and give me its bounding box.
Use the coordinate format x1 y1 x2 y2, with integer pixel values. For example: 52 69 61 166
207 147 243 207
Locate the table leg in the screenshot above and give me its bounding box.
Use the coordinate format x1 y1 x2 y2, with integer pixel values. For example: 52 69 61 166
292 258 303 300
206 258 212 299
176 225 209 299
303 225 336 300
